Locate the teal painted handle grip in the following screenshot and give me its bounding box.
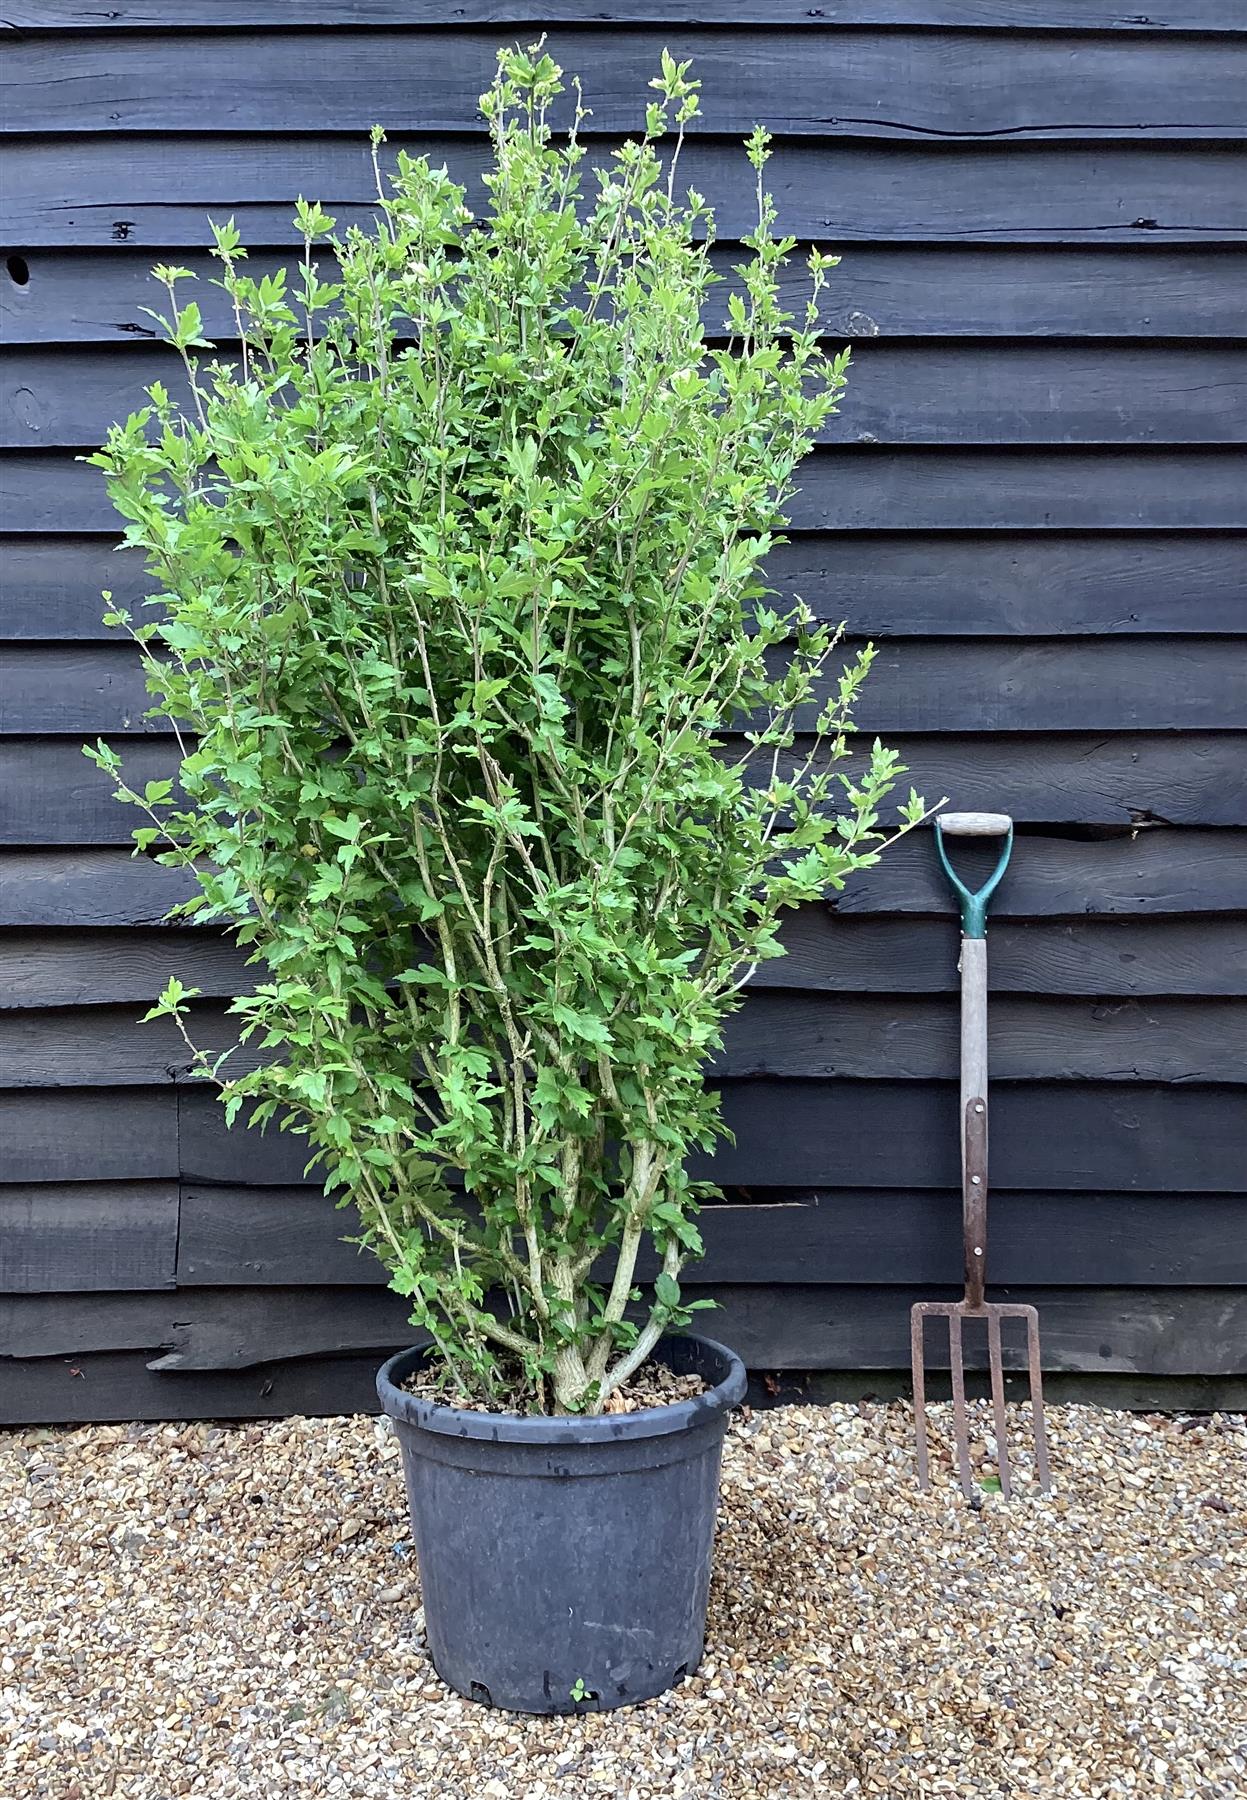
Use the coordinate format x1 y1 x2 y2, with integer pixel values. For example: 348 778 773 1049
935 816 1013 938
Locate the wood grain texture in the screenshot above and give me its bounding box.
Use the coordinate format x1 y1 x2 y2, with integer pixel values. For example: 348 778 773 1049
8 247 1247 348
0 850 196 926
173 1080 1247 1192
784 449 1247 531
176 1184 1247 1289
8 533 1244 641
7 342 1245 450
11 447 1247 534
3 1349 1244 1428
6 732 1243 843
0 930 253 1006
8 29 1245 140
0 1088 178 1182
10 638 1243 735
766 534 1247 636
4 1283 1244 1374
8 138 1244 247
5 832 1241 928
4 993 1240 1088
704 1285 1247 1375
0 1349 390 1427
0 1182 178 1293
6 914 1240 1008
7 5 1246 31
761 914 1247 997
833 829 1247 917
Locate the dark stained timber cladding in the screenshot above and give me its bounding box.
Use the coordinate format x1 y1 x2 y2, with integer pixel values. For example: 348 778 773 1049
2 1285 1245 1376
4 915 1243 1006
3 993 1243 1087
9 6 1247 30
7 638 1244 734
7 138 1246 246
0 1090 179 1183
0 6 1243 1411
7 735 1242 842
8 450 1247 534
4 832 1244 928
174 1185 1247 1289
0 1183 179 1293
0 1351 390 1428
6 344 1246 450
5 534 1245 642
7 249 1247 348
7 29 1246 139
170 1082 1247 1193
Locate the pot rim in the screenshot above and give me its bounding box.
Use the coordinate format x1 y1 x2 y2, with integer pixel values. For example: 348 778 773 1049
376 1332 747 1445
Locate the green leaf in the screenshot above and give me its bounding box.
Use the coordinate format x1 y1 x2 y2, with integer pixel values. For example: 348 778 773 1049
654 1272 681 1310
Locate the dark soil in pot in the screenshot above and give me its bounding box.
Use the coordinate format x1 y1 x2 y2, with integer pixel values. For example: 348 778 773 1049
375 1333 747 1715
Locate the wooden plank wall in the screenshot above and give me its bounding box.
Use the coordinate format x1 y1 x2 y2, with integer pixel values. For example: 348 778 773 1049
2 3 1245 1422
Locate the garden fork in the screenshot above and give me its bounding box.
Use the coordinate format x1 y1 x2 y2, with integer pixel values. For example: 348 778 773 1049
911 811 1051 1500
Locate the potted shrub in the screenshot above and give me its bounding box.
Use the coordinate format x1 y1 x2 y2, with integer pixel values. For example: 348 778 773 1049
88 47 921 1713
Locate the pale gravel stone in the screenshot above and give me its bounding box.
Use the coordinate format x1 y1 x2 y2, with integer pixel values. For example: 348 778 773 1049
1 1401 1244 1798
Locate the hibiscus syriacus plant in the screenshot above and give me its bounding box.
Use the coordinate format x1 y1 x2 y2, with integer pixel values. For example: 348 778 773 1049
89 46 923 1413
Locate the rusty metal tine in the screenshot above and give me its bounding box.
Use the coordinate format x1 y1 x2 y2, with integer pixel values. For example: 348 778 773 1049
947 1313 974 1500
910 1308 931 1491
986 1311 1012 1500
1025 1308 1052 1493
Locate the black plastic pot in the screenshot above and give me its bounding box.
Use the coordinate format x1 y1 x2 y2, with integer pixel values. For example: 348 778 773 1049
375 1333 747 1714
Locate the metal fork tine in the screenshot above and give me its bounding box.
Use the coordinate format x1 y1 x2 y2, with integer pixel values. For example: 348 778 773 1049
1025 1308 1052 1493
987 1310 1012 1500
947 1313 974 1500
910 1307 931 1491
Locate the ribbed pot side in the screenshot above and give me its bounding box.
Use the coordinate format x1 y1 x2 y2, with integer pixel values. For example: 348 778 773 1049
375 1333 748 1714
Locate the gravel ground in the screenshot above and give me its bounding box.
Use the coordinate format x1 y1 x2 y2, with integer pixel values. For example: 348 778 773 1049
2 1399 1244 1799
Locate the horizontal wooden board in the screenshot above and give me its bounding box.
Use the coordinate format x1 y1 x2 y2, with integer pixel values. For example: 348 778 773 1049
0 929 252 1006
0 1181 178 1293
762 914 1247 997
723 993 1246 1083
10 637 1243 735
784 450 1247 531
8 532 1244 641
768 534 1247 635
8 5 1247 32
8 247 1247 348
713 1080 1247 1192
5 830 1242 929
4 1349 1245 1428
707 1285 1247 1375
8 29 1245 141
11 447 1247 535
8 731 1243 842
7 913 1241 1010
176 1183 1247 1288
834 828 1247 917
0 1088 178 1182
0 539 150 640
0 850 196 925
7 342 1245 451
8 138 1244 248
0 1004 245 1088
174 1080 1247 1192
0 1285 414 1363
5 993 1240 1087
8 4 1247 30
0 1348 390 1427
3 1282 1244 1374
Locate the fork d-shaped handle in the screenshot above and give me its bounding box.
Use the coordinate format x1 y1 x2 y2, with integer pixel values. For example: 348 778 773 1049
934 811 1014 940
